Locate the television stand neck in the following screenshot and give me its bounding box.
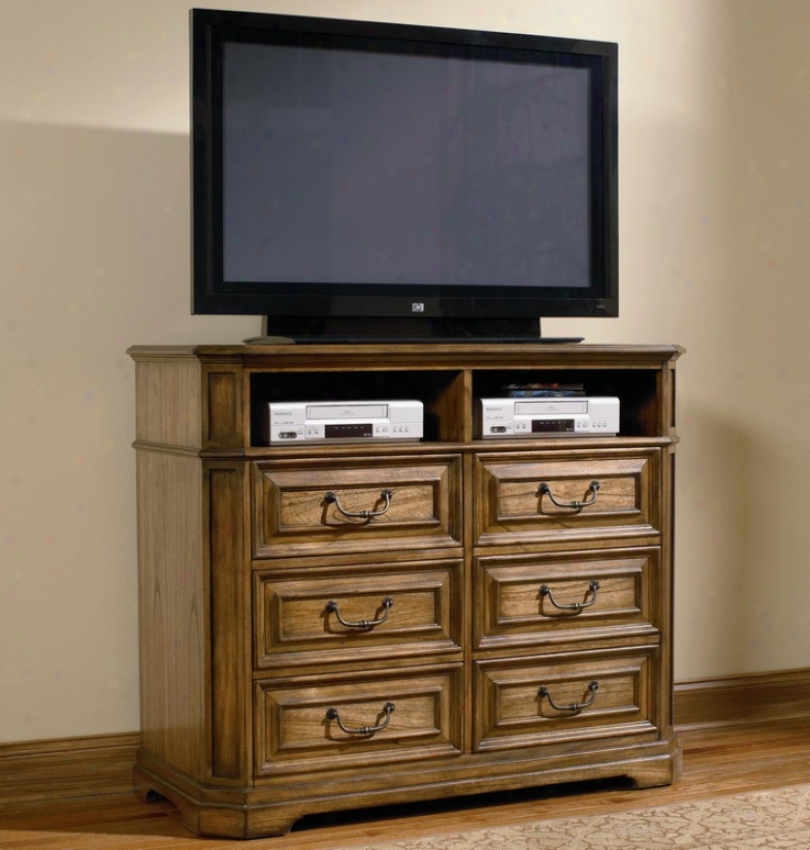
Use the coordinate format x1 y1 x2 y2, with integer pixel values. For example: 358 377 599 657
244 316 584 345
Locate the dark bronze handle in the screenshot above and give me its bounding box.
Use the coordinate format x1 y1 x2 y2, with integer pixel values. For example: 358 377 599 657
326 702 395 736
538 680 599 713
540 580 600 612
325 489 393 519
538 480 600 509
326 597 394 630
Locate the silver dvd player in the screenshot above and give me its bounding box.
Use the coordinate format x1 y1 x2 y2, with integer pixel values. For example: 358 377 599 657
268 400 423 443
476 396 620 438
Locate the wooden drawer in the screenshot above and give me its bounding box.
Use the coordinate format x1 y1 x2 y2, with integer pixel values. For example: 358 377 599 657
255 665 463 776
474 448 660 547
253 455 462 558
474 549 659 651
474 648 659 753
254 559 462 668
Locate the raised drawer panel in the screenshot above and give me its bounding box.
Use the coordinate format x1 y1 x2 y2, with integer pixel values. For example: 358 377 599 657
254 559 462 668
474 649 658 753
255 665 463 776
474 549 659 651
474 449 660 548
253 455 462 558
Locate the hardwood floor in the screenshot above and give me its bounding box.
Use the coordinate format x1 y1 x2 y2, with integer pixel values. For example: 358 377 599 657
1 719 809 849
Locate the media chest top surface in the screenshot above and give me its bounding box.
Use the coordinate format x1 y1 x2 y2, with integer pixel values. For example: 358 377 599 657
127 342 684 364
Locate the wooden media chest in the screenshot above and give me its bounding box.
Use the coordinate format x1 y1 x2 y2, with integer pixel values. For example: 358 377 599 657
128 342 683 838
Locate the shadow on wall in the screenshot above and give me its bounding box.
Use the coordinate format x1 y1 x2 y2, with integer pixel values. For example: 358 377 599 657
2 119 191 346
0 119 248 742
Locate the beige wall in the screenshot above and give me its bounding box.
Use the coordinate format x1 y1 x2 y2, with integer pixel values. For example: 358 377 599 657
1 0 807 743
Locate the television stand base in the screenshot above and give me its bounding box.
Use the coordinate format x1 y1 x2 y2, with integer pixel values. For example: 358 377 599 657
245 316 584 345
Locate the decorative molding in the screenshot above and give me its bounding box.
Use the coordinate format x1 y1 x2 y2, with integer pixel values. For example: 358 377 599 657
674 668 810 730
2 670 809 809
0 731 139 808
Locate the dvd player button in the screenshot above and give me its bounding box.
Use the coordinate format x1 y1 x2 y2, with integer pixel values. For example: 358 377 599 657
279 431 298 439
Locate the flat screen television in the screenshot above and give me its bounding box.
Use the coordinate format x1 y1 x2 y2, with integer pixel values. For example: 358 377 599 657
190 9 618 342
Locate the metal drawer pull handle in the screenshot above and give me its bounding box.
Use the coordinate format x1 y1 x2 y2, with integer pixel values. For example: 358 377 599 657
325 489 393 519
540 580 600 612
326 597 394 630
538 680 599 713
326 702 395 736
538 480 600 509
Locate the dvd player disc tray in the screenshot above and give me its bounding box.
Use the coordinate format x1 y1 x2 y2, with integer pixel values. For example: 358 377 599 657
268 400 423 443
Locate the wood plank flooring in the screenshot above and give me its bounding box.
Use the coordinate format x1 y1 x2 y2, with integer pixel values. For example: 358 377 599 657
1 719 809 849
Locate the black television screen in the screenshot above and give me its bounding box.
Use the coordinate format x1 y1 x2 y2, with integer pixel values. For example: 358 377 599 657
191 9 618 341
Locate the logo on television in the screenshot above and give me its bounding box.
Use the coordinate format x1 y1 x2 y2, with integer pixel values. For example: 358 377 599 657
411 303 425 313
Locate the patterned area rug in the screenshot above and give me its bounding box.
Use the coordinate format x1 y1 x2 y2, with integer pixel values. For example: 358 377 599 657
346 785 810 850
